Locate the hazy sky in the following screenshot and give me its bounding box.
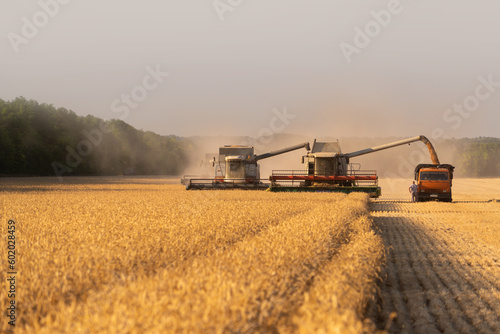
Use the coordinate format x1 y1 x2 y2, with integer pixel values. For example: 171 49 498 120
1 0 499 138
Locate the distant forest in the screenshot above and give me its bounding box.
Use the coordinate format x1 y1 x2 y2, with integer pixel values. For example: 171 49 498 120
450 137 500 177
0 97 190 178
0 97 499 178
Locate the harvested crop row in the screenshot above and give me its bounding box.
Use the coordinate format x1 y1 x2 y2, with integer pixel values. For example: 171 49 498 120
0 185 317 332
372 201 500 334
371 202 495 215
32 193 378 333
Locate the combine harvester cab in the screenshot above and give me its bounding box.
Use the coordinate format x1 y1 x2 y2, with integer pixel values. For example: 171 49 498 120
269 139 381 197
414 164 455 202
185 142 310 190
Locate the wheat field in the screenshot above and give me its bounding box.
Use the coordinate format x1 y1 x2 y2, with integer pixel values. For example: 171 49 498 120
0 177 384 333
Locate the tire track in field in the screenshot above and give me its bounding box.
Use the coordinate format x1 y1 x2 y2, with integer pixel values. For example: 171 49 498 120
370 201 500 334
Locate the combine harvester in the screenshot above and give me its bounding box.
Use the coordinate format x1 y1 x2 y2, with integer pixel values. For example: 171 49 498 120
183 142 310 189
269 135 454 201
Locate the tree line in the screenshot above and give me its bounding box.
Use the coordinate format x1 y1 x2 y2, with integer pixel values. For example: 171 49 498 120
0 97 191 178
0 97 498 178
451 137 500 177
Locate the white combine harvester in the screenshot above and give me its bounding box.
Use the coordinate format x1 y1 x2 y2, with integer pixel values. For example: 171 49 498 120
181 142 310 189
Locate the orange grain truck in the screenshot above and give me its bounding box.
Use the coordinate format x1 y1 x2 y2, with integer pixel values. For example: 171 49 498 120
414 164 455 202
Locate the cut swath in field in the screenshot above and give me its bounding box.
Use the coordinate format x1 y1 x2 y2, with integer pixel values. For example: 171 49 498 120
372 200 500 334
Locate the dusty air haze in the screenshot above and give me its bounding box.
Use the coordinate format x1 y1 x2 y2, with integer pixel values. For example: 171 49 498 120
1 0 499 139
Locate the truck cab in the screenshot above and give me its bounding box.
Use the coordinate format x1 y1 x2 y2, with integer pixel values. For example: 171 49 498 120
414 164 455 202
